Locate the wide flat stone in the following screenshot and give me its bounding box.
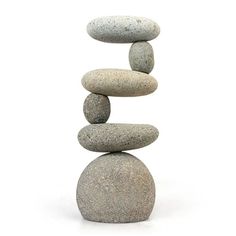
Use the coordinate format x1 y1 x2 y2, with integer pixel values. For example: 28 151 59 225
82 69 158 97
77 152 155 223
87 16 160 43
78 123 159 152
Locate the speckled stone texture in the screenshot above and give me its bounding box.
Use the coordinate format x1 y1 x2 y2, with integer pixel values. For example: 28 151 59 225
129 41 154 74
78 123 159 152
87 16 160 43
83 93 110 124
76 152 155 223
82 69 158 97
77 16 160 224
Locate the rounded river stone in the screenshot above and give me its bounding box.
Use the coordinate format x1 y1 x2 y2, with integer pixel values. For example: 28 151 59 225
83 93 110 124
82 69 158 97
77 152 155 223
87 16 160 43
129 41 154 74
78 123 159 152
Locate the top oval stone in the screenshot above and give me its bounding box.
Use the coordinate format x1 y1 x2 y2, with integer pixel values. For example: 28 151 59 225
87 16 160 43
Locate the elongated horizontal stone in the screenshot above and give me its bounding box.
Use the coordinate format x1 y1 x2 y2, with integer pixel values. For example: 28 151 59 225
78 123 159 152
82 69 158 97
87 16 160 43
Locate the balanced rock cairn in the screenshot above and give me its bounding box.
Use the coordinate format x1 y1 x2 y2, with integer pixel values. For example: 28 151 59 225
77 16 160 223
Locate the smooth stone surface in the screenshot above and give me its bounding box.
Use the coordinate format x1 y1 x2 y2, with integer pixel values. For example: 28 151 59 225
87 16 160 43
77 152 155 223
129 41 154 74
78 123 159 152
82 69 158 97
83 93 110 124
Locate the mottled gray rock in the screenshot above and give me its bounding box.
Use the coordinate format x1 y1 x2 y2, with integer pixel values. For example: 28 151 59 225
77 152 155 223
87 16 160 43
82 69 158 97
83 93 110 124
129 41 154 74
78 123 159 152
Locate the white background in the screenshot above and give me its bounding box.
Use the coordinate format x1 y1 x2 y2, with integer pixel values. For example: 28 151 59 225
0 0 236 235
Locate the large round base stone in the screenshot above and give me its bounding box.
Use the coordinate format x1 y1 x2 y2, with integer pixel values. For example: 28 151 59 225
76 152 155 223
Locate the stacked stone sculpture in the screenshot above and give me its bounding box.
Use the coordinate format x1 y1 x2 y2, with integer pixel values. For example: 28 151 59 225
77 16 160 223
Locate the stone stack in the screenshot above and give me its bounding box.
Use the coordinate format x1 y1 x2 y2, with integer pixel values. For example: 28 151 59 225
77 16 160 223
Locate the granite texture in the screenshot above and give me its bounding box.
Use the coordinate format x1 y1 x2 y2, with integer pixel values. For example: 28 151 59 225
82 69 158 97
78 123 159 152
129 41 154 74
87 16 160 43
83 93 110 124
77 152 155 223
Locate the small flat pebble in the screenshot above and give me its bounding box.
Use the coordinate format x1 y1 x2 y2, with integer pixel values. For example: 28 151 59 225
82 69 158 97
129 41 154 74
83 93 110 124
87 16 160 43
78 123 159 152
77 152 155 223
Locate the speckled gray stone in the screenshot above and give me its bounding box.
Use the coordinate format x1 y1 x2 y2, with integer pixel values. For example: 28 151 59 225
77 152 155 223
83 93 110 124
129 41 154 74
82 69 158 97
87 16 160 43
78 123 159 152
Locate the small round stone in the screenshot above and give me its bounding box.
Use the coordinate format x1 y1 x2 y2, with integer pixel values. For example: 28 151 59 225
83 93 110 124
77 152 155 223
87 16 160 43
129 42 154 74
